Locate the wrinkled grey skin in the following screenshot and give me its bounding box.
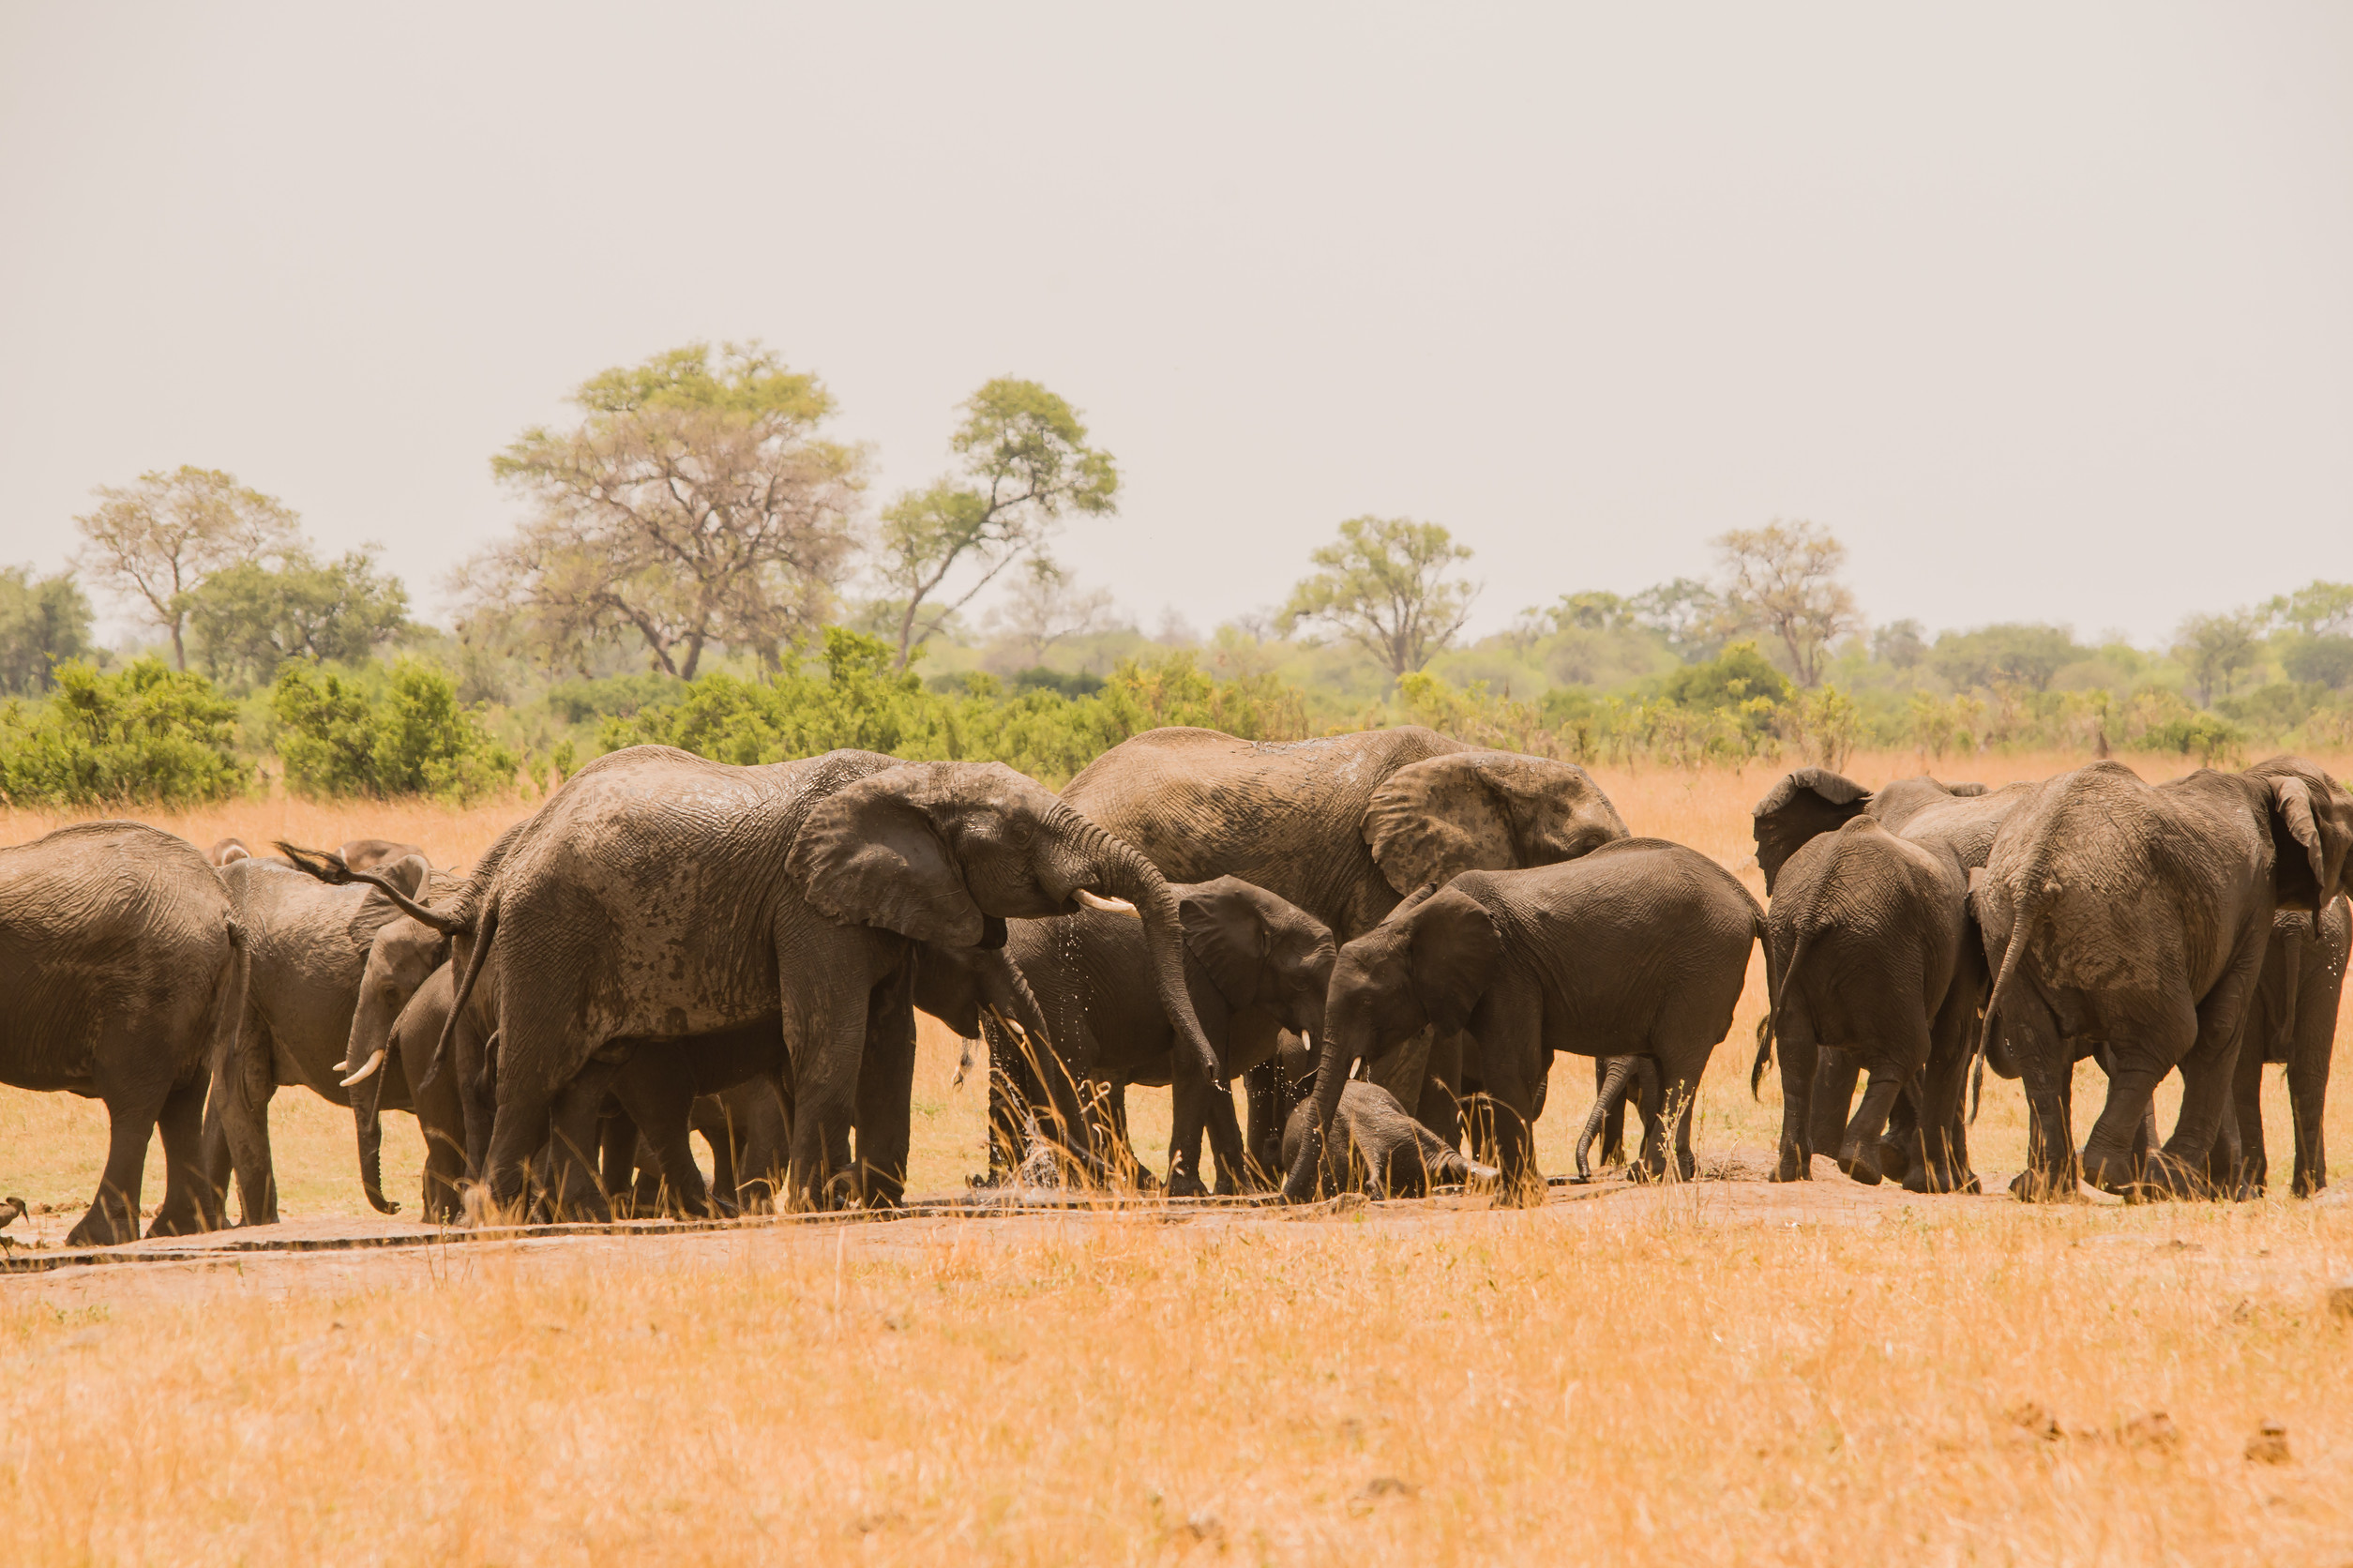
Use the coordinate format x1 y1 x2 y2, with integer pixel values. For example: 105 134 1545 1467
1977 756 2353 1199
1288 839 1764 1201
1061 725 1630 1168
2207 897 2346 1198
1282 1079 1493 1198
204 853 447 1222
1750 771 2031 1193
1574 1055 1659 1182
973 877 1335 1195
348 746 1211 1214
0 823 249 1244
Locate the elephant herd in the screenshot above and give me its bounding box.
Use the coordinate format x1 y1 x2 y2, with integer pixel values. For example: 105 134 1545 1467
0 726 2341 1248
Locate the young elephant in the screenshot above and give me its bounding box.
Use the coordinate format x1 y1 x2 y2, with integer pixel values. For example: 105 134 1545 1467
1282 1079 1495 1198
978 876 1335 1195
1286 838 1764 1201
2208 897 2347 1198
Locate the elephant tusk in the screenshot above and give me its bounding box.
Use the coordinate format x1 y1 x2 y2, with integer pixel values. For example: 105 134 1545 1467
339 1049 386 1088
1074 889 1141 918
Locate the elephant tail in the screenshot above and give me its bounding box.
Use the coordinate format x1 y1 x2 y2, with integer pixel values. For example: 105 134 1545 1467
276 841 470 935
1968 1041 1986 1124
1977 868 2047 1071
1753 924 1803 1099
425 893 499 1093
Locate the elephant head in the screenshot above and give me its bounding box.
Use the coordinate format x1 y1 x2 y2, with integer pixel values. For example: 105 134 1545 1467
1750 768 1872 893
1177 876 1335 1044
788 761 1227 1085
1364 747 1628 897
1283 882 1504 1201
2247 755 2353 912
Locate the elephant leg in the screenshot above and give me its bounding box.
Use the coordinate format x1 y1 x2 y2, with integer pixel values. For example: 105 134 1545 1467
1909 980 1982 1194
981 1014 1028 1184
1595 1055 1631 1168
2001 997 2078 1201
147 1077 225 1238
1471 987 1546 1200
1638 1051 1704 1184
1166 1067 1214 1199
2218 1033 2267 1199
545 1063 620 1222
2286 1026 2331 1199
1243 1059 1286 1189
1836 1070 1907 1186
68 1077 170 1247
2080 1038 2192 1200
412 1063 468 1225
696 1096 742 1214
1204 1089 1254 1195
854 965 919 1210
787 990 869 1212
1772 1025 1818 1183
1807 1050 1860 1174
611 1065 714 1218
2149 925 2270 1197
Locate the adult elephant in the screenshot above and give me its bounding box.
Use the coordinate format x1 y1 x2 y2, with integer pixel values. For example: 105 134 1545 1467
1977 755 2353 1199
2209 897 2346 1198
1748 770 2032 1192
1288 839 1764 1200
0 823 250 1244
206 852 456 1222
1059 725 1630 1159
345 745 1214 1213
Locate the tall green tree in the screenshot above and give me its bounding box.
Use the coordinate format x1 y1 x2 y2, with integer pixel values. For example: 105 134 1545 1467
877 378 1121 670
0 565 95 693
1929 623 2082 692
1280 516 1478 680
188 546 409 688
1712 519 1859 687
2175 610 2262 707
480 341 867 679
73 466 300 669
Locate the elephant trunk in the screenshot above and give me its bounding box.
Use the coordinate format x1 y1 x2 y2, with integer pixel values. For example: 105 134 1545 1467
1282 1003 1364 1202
1576 1056 1641 1183
355 1059 398 1215
1054 813 1225 1091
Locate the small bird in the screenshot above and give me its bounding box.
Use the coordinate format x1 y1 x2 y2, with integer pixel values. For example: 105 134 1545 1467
0 1197 24 1229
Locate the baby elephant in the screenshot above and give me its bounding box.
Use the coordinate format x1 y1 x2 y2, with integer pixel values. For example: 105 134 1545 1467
1283 1079 1495 1198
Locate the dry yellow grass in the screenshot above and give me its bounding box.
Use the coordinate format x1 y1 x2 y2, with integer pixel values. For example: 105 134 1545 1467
3 749 2350 1564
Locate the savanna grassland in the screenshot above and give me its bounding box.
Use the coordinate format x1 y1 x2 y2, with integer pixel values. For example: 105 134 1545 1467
2 752 2350 1565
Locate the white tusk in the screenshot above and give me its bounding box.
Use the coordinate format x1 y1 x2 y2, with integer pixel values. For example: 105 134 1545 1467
1074 889 1141 918
339 1049 386 1088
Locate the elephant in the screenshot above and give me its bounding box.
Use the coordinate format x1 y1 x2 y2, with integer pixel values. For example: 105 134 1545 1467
1059 725 1630 1170
341 746 1214 1214
1286 838 1765 1201
0 823 251 1244
968 876 1335 1195
1282 1079 1496 1198
1976 755 2353 1199
2207 897 2346 1198
1747 770 2032 1193
208 836 415 871
205 852 453 1222
1574 1054 1659 1183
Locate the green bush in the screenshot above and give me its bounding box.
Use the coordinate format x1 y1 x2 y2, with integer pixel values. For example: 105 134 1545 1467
0 657 247 805
274 658 519 804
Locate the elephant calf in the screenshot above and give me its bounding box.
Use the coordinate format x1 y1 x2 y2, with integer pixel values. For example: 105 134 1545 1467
1282 1079 1493 1199
1290 838 1765 1201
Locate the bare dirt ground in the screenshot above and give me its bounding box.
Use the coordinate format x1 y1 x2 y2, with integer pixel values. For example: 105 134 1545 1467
4 751 2352 1563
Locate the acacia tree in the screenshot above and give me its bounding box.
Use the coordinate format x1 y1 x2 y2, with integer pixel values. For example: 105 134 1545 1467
1280 516 1478 680
479 342 867 679
73 466 301 669
987 559 1118 666
1713 519 1860 687
876 378 1120 670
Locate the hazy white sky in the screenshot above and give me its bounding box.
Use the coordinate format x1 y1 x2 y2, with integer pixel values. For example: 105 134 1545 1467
3 4 2348 648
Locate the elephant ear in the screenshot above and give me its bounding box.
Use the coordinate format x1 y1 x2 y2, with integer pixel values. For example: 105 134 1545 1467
2266 774 2334 912
788 772 985 946
1179 880 1269 1011
1365 750 1627 896
1751 768 1872 895
376 852 430 902
1406 887 1504 1032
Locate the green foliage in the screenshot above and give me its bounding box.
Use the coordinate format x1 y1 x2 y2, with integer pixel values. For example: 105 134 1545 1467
543 672 687 724
273 659 518 804
1662 641 1790 716
189 547 409 688
1282 517 1479 679
600 628 1305 788
0 658 246 805
0 565 95 694
1928 623 2083 693
2279 634 2353 691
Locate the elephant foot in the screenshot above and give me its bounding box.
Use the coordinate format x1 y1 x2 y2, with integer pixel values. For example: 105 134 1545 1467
1770 1146 1810 1184
1166 1172 1210 1199
2291 1170 2323 1200
1903 1161 1975 1196
67 1208 138 1248
2007 1167 2080 1203
1835 1144 1884 1187
144 1207 214 1239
